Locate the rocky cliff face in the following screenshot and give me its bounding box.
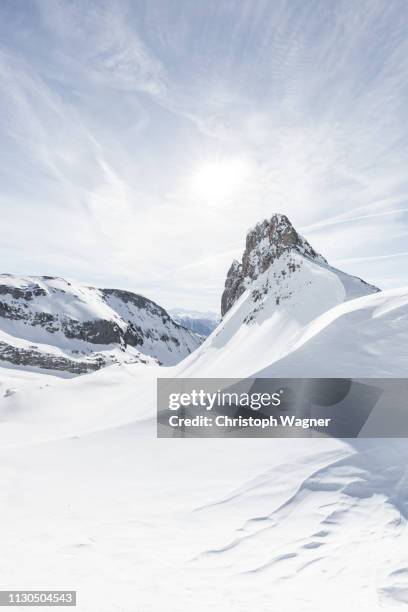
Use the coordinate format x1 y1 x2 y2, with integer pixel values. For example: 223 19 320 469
221 214 328 316
0 275 201 375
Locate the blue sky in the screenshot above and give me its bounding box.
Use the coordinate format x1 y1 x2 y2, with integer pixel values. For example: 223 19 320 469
1 0 408 311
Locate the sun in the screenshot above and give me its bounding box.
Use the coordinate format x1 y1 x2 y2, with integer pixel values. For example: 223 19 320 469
191 158 251 202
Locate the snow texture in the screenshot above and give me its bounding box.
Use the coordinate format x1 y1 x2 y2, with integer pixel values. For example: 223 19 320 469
0 216 407 611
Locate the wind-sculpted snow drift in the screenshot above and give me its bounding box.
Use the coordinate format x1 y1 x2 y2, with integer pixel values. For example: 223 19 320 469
1 214 408 611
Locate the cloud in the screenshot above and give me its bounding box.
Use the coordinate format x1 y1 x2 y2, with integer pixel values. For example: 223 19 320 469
0 0 408 310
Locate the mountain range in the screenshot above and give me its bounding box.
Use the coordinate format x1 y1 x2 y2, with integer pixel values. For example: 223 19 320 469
2 213 407 379
168 308 220 337
0 275 200 375
1 214 408 610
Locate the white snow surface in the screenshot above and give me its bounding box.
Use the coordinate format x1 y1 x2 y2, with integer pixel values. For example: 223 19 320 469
179 251 380 377
0 256 407 610
0 360 407 611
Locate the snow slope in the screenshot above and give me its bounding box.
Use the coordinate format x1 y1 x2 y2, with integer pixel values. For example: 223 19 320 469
0 215 407 611
2 284 407 447
178 251 379 377
0 277 407 611
257 287 408 377
0 361 407 611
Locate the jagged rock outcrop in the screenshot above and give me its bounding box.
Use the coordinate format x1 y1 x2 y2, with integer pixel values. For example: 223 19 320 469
222 214 328 316
0 342 105 375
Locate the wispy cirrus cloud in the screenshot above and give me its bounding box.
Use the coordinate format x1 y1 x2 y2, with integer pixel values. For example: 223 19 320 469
1 0 408 309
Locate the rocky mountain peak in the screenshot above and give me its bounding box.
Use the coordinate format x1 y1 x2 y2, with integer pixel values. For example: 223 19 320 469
221 214 327 316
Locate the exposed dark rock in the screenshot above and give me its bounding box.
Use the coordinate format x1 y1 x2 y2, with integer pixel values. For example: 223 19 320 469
63 319 124 345
221 260 246 318
221 214 327 316
0 342 101 375
123 323 144 347
0 284 47 300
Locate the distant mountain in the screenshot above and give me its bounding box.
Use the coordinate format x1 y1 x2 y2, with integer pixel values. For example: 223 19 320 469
0 275 201 375
168 308 220 337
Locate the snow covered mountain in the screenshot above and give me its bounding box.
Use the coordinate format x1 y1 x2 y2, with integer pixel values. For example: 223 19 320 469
168 308 220 337
0 275 201 375
179 213 384 377
221 213 329 316
1 215 408 611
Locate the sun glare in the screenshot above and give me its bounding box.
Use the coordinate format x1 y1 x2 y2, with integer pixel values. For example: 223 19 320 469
191 158 251 202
